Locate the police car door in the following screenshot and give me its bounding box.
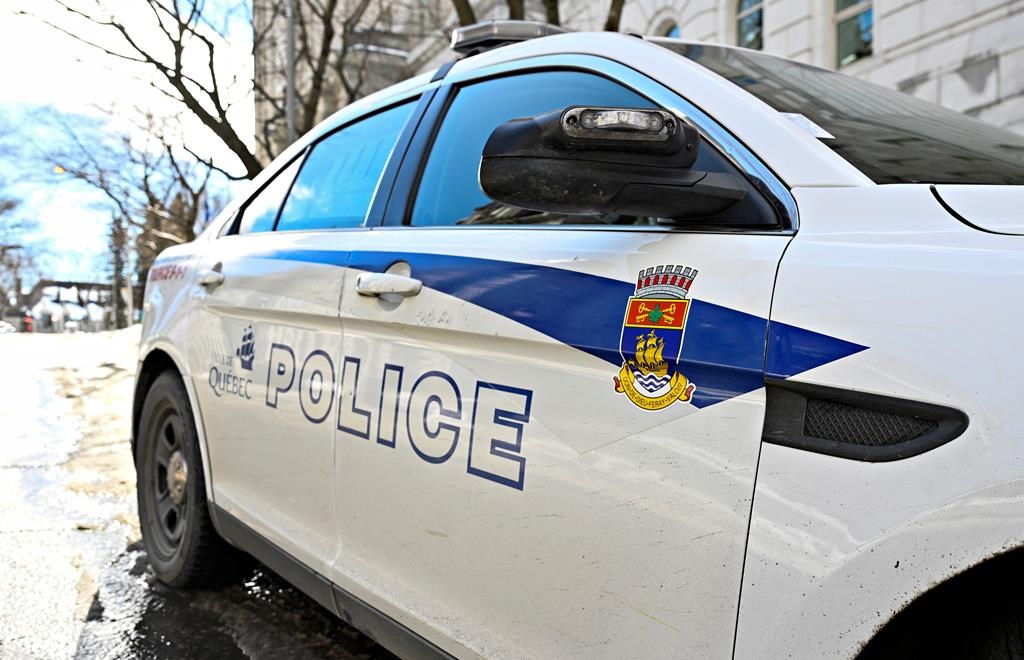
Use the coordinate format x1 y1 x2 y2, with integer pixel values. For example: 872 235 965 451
185 99 417 579
332 61 809 657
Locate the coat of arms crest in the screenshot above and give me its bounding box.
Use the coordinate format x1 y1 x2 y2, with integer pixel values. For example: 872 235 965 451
613 265 697 410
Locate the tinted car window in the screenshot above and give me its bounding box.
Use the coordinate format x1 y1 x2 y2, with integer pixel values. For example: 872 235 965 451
411 72 658 227
411 71 775 228
236 157 303 234
276 101 415 231
659 41 1024 185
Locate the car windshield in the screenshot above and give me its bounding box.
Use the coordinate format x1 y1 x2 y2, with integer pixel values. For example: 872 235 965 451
656 40 1024 185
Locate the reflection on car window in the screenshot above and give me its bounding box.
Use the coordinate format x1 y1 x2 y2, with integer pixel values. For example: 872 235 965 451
235 157 303 234
411 71 659 227
276 101 415 232
660 41 1024 185
412 70 774 228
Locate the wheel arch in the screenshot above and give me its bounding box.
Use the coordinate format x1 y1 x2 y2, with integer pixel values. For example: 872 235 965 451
858 543 1024 659
132 348 179 456
133 345 218 511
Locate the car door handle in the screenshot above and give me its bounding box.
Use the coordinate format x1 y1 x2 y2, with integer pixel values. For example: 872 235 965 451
354 272 422 297
197 268 225 288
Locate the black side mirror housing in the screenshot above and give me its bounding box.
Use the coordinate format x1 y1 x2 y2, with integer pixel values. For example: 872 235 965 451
479 106 746 220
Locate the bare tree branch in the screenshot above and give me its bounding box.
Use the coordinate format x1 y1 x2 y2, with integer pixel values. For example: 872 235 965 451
450 0 476 26
182 143 250 181
540 0 560 25
28 0 264 178
301 0 342 131
604 0 626 31
506 0 524 20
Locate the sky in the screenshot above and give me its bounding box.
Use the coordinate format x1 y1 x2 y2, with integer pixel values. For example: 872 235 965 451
0 1 254 282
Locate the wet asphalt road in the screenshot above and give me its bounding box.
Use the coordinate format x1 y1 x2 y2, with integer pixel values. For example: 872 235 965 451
74 547 395 659
0 334 396 660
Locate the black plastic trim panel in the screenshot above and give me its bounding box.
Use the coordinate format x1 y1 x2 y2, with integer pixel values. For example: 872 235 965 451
431 60 457 82
381 84 456 227
762 379 969 462
213 505 455 660
364 87 442 228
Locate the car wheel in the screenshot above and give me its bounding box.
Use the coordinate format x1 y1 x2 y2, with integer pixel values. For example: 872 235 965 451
136 371 248 587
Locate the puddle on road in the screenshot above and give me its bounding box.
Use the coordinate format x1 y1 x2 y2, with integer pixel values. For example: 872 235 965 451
75 543 397 660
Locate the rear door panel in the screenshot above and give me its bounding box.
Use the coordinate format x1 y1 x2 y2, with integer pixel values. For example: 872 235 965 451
186 94 425 576
187 231 348 575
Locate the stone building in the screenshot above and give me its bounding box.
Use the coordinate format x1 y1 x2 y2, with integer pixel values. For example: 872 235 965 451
605 0 1024 134
254 0 1024 155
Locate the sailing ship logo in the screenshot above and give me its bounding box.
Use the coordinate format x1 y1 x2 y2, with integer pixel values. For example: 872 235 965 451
613 265 697 410
236 325 255 371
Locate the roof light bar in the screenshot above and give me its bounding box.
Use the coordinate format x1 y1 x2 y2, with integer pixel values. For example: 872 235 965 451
450 19 568 55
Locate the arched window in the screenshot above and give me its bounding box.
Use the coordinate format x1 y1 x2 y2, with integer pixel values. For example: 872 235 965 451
736 0 763 50
661 21 681 38
835 0 873 67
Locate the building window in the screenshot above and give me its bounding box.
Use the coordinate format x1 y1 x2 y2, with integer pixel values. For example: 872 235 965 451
736 0 763 50
835 0 873 67
661 21 681 38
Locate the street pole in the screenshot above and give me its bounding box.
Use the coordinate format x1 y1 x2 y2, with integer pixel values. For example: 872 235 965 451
286 0 297 145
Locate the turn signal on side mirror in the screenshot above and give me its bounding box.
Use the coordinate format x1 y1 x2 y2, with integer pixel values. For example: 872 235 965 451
562 107 677 142
480 105 750 220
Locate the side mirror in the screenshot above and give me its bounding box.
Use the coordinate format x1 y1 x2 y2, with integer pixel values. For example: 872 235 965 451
479 106 746 220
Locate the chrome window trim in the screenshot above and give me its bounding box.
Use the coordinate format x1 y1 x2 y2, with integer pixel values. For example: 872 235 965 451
444 53 799 231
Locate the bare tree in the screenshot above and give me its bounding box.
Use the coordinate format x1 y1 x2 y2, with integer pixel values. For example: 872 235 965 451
0 122 43 319
449 0 626 30
253 0 412 160
27 0 414 175
0 208 41 321
108 212 130 328
25 1 262 178
46 111 215 286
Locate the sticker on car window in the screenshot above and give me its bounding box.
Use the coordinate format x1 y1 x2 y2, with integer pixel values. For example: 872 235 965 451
781 112 835 139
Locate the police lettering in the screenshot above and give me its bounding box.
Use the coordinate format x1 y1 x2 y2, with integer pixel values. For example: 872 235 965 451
265 343 532 490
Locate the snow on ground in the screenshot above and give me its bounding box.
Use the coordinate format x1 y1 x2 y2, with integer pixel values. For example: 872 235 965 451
0 327 395 659
0 326 139 658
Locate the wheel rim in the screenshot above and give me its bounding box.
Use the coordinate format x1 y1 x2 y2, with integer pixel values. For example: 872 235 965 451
148 409 189 556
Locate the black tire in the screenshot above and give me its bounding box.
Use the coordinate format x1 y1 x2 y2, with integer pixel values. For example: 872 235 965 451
136 371 249 587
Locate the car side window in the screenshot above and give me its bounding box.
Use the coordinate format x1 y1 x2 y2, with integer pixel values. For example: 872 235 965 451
235 156 303 235
411 71 658 227
410 70 776 228
276 101 415 232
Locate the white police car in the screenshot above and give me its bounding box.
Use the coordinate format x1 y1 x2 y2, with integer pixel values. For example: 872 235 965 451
134 20 1024 660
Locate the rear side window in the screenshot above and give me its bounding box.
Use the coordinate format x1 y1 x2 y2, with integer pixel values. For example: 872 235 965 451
236 157 303 234
276 101 415 231
660 41 1024 185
